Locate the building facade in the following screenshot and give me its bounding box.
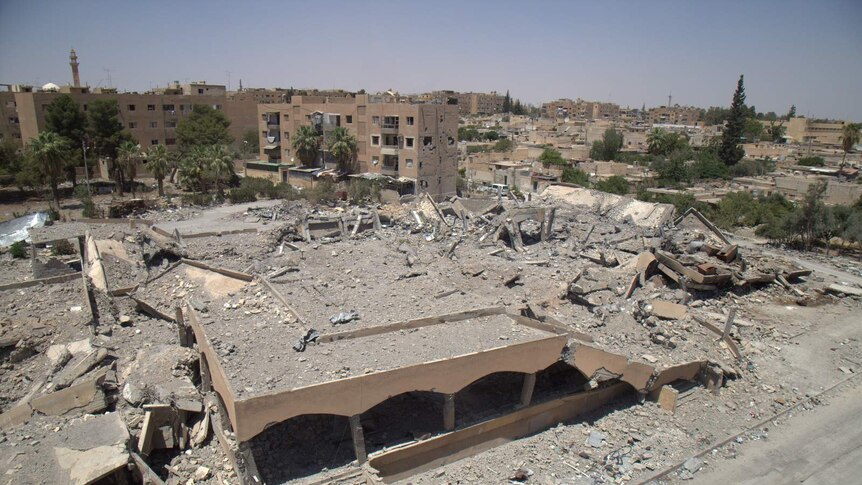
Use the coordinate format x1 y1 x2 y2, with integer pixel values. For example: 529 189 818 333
784 117 852 146
256 94 459 197
0 82 266 151
647 105 701 126
541 99 621 121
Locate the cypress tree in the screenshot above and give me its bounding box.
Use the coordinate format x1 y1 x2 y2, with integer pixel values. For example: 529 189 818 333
503 90 511 113
719 75 747 166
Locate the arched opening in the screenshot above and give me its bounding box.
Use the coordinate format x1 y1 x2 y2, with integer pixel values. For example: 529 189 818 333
361 391 446 454
533 361 590 403
249 414 355 483
455 371 527 427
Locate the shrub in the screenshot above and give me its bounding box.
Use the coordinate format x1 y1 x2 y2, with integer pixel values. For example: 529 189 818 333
74 185 98 218
181 193 214 206
240 177 275 196
51 239 76 256
306 179 337 205
9 240 28 259
798 156 825 167
594 175 629 195
561 167 589 186
730 158 774 177
227 186 257 204
348 178 381 204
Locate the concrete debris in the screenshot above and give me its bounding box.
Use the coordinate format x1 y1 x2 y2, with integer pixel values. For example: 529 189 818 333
2 187 861 485
329 310 360 325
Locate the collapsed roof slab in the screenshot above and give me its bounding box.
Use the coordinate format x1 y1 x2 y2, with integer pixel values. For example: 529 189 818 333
541 185 675 229
184 305 570 442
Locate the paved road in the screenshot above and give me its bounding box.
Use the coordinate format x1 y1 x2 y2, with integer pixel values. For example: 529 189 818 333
690 379 862 485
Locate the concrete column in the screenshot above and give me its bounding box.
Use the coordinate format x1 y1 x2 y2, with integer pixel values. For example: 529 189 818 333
520 373 537 407
443 394 455 431
349 414 367 464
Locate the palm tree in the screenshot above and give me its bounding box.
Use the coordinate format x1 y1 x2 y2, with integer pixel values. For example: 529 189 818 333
180 145 208 194
840 123 861 167
327 127 357 173
117 140 141 197
647 128 666 155
146 144 170 196
29 131 69 209
292 125 320 167
206 144 234 197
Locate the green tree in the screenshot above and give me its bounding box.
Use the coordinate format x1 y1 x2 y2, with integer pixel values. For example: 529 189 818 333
117 140 141 197
241 129 259 156
798 156 825 167
561 167 589 186
292 125 320 166
538 148 566 166
87 99 132 163
206 144 234 197
146 144 171 196
767 121 786 143
458 126 480 141
327 126 357 172
797 181 829 250
840 123 861 167
653 149 690 186
493 138 514 152
0 140 25 187
647 128 667 155
503 90 511 113
719 75 747 165
44 94 86 187
702 106 731 126
175 104 232 150
180 145 208 193
595 175 629 195
785 104 796 120
590 128 624 161
484 130 500 141
28 131 69 208
742 118 764 142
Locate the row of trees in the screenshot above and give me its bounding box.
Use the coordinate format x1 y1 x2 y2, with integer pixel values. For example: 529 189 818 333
291 126 358 171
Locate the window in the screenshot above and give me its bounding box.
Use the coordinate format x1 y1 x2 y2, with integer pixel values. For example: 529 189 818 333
346 115 353 124
165 120 177 128
129 121 138 129
371 135 380 146
150 139 159 145
147 104 156 111
128 104 136 111
82 104 87 111
41 104 48 112
405 159 414 168
165 138 176 145
212 104 221 110
372 156 379 165
371 116 380 125
163 104 175 112
198 88 204 94
423 136 433 146
406 116 414 126
405 137 414 148
149 121 158 128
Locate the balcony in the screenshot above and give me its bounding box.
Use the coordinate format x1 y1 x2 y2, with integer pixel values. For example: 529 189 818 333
380 145 399 156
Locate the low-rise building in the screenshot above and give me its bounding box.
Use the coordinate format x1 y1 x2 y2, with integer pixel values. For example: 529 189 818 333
784 117 854 147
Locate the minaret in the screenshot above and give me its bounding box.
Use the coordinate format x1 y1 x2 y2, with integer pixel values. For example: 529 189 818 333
70 49 81 87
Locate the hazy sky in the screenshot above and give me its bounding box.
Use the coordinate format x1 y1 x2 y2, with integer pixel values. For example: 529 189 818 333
1 0 860 119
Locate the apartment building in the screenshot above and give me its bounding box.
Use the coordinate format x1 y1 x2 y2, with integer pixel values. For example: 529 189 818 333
647 105 700 126
420 91 505 117
541 99 621 121
256 94 459 197
784 117 852 146
0 81 260 151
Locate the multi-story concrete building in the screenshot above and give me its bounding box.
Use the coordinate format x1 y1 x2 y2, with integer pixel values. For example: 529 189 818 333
421 91 505 117
784 117 853 146
541 99 621 121
0 81 261 151
254 93 459 197
647 105 700 126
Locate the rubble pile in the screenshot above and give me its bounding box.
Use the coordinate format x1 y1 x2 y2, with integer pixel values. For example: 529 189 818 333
1 185 861 484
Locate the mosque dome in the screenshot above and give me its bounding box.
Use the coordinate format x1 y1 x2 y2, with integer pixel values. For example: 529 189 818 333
41 82 60 92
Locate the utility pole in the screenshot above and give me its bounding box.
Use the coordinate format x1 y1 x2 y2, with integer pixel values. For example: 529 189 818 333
81 138 91 192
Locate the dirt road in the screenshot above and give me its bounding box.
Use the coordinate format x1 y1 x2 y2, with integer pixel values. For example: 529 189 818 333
690 379 862 484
